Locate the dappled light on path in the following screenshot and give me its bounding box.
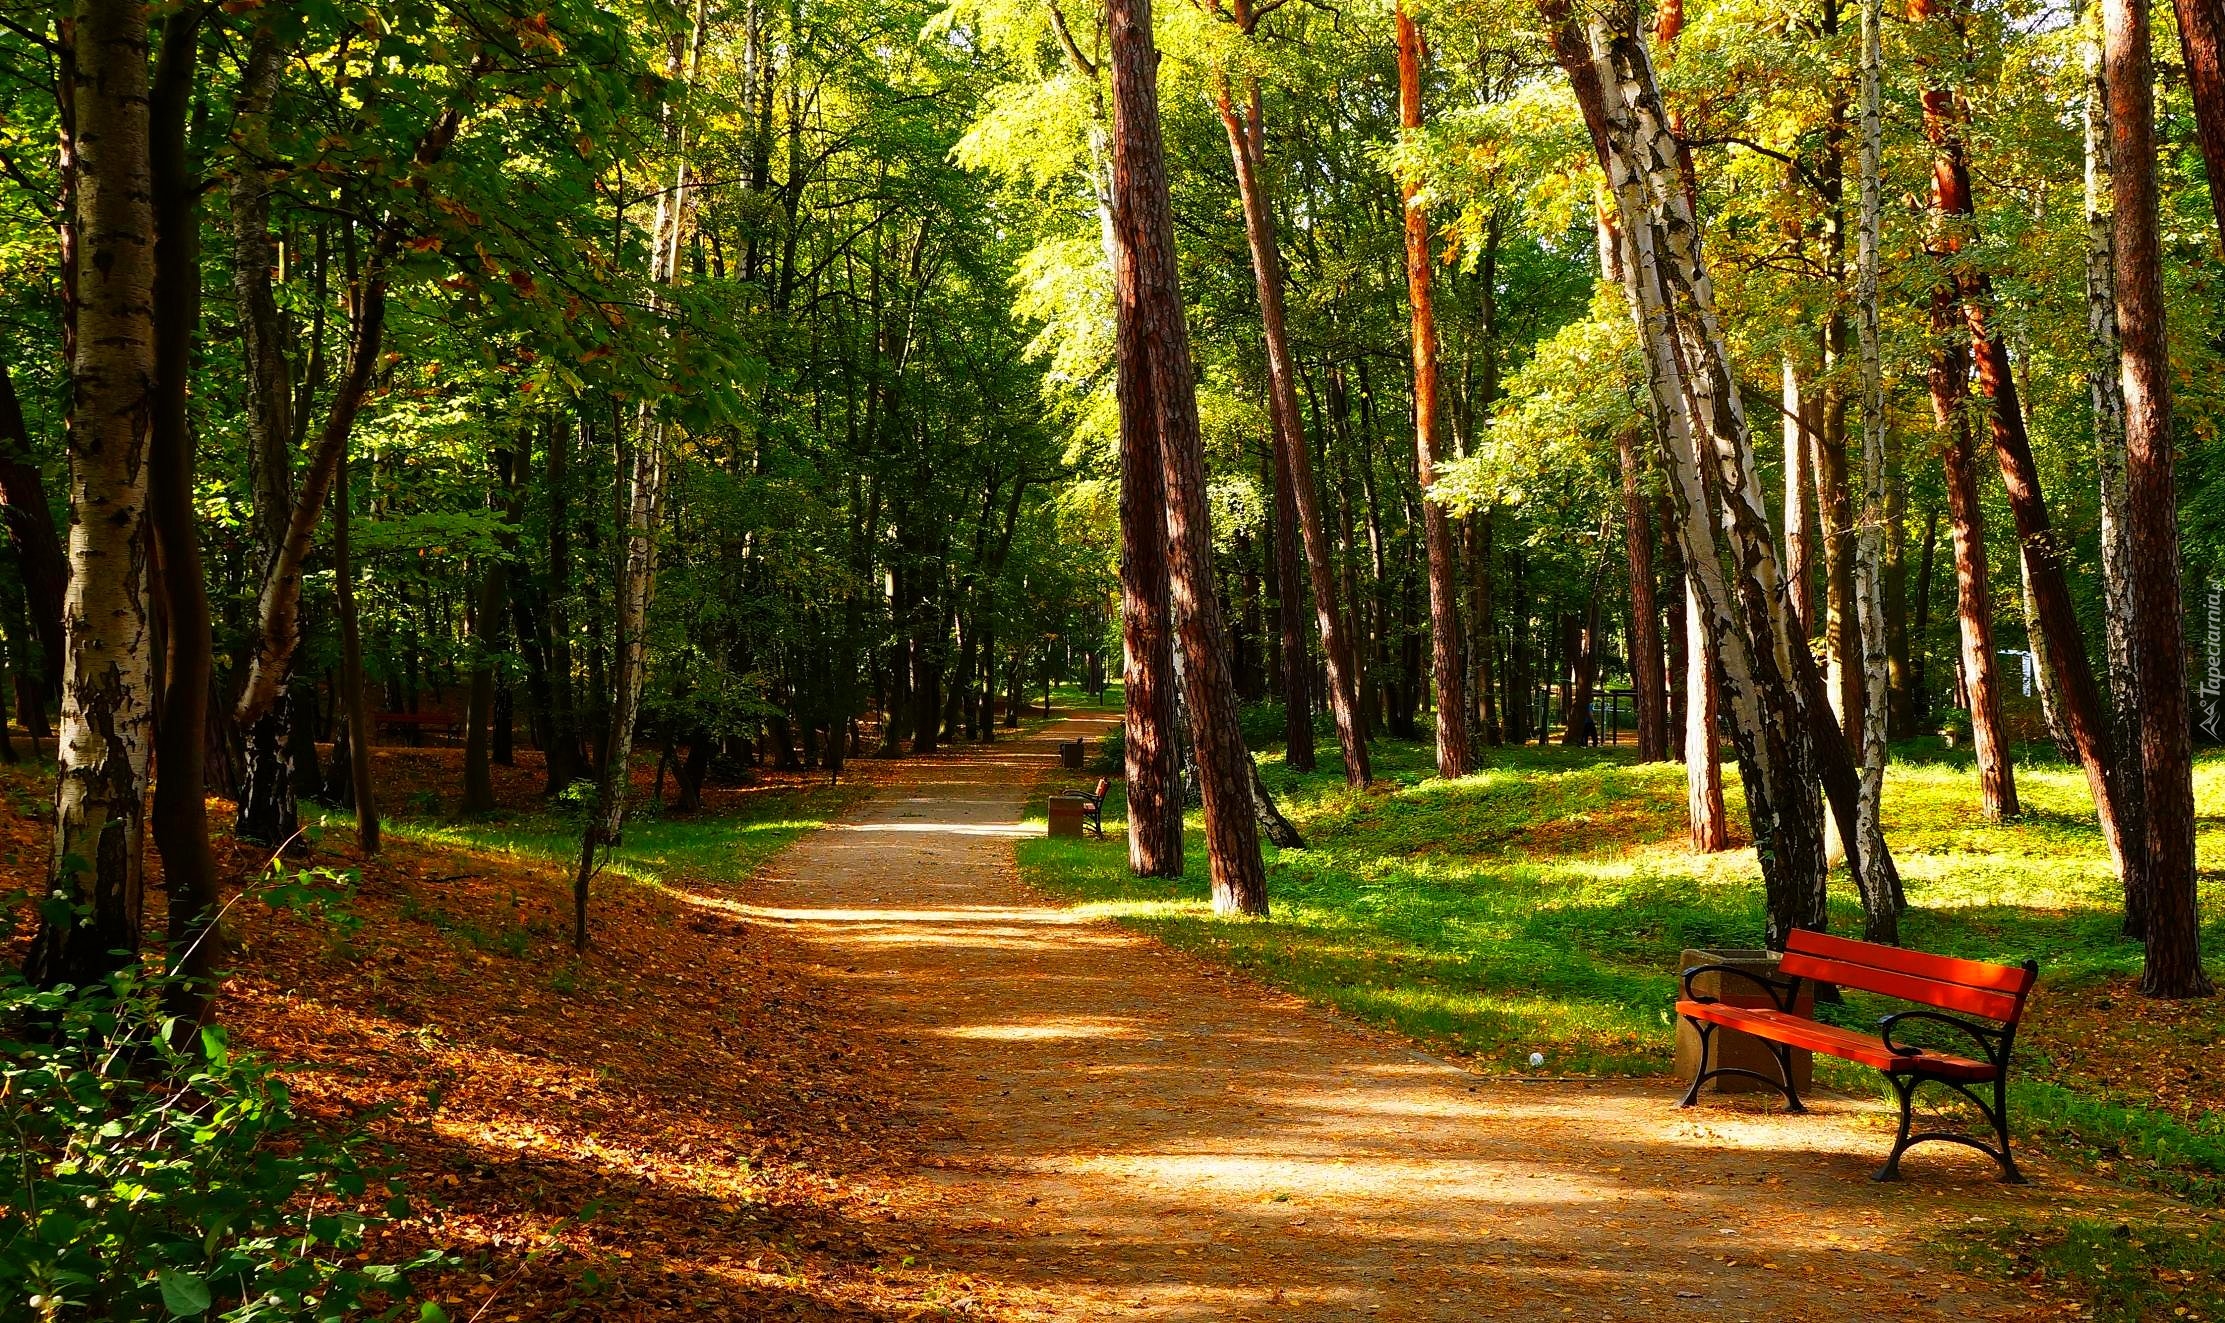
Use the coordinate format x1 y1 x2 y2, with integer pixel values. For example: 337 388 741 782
740 716 2087 1321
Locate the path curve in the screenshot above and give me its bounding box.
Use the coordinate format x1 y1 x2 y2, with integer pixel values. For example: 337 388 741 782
744 715 2073 1321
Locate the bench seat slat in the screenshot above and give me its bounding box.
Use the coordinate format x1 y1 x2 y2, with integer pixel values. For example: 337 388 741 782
1774 954 2023 1022
1784 930 2036 997
1675 1001 1998 1080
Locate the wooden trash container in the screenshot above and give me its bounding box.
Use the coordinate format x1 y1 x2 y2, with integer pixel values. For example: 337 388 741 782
1675 948 1815 1095
1060 738 1087 770
1047 793 1089 838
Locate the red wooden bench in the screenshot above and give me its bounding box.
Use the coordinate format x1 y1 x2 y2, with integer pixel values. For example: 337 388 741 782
1676 929 2038 1183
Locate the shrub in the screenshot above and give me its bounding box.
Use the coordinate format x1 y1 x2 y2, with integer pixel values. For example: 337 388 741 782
0 939 442 1320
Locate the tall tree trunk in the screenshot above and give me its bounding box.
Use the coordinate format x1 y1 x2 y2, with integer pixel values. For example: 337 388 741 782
542 416 583 793
334 450 378 854
2109 0 2211 997
1781 354 1814 635
1918 0 2130 886
574 2 707 949
1109 0 1266 916
230 34 299 847
1271 431 1314 769
1214 73 1370 784
1550 5 1846 943
1469 508 1501 745
1813 364 1861 749
27 0 157 990
1618 428 1668 761
232 60 487 731
2087 13 2147 933
460 547 509 815
2019 560 2079 761
0 359 66 727
2171 0 2225 254
1850 0 1898 940
1884 441 1915 737
1396 4 1469 780
148 3 220 1017
1942 421 2017 818
1685 578 1729 852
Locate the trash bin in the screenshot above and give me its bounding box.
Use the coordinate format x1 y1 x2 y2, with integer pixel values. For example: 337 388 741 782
1047 793 1089 838
1060 738 1086 770
1675 947 1814 1095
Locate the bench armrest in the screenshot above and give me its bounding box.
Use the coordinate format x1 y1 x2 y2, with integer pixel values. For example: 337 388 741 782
1877 1009 2006 1065
1680 964 1802 1012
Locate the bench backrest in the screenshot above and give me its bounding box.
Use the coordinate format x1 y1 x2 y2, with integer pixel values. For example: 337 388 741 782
1090 777 1109 803
1779 930 2037 1025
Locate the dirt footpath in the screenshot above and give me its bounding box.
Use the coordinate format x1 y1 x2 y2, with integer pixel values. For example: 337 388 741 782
740 715 2097 1321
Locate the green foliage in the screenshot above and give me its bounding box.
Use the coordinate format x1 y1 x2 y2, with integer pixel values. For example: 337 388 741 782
0 959 442 1321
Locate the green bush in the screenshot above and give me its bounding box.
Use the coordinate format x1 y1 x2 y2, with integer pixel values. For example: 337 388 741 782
0 949 443 1320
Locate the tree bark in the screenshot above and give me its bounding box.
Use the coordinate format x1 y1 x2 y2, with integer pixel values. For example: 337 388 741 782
1550 4 1842 943
148 2 221 1017
1618 428 1668 760
1213 73 1369 785
1780 354 1813 635
1109 0 1266 915
1941 416 2017 818
233 61 487 731
2171 0 2225 254
1685 578 1729 851
2087 12 2147 933
2109 0 2212 997
574 1 707 949
1850 0 1898 942
0 359 66 726
27 0 157 990
334 450 378 853
1915 0 2129 886
1396 4 1469 780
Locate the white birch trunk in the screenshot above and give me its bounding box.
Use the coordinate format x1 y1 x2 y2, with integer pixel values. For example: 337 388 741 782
1851 0 1898 939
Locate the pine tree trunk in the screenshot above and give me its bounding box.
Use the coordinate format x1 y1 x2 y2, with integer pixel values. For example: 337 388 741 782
1941 417 2018 818
1396 5 1469 780
1916 0 2130 889
2171 0 2225 253
27 0 157 990
1109 0 1266 915
2108 0 2212 997
1214 74 1367 783
460 540 509 814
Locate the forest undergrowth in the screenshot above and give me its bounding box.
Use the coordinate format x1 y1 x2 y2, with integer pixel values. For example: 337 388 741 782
0 744 1027 1321
1022 697 2225 1321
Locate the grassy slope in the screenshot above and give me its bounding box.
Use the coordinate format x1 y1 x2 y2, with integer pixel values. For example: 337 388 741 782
1023 703 2225 1319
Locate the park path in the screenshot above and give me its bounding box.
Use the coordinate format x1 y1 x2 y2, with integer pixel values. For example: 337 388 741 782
740 713 2086 1322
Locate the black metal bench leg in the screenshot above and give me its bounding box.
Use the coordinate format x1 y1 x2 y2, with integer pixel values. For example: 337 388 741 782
1769 1039 1807 1114
1991 1076 2026 1184
1874 1073 1917 1182
1678 1020 1712 1108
